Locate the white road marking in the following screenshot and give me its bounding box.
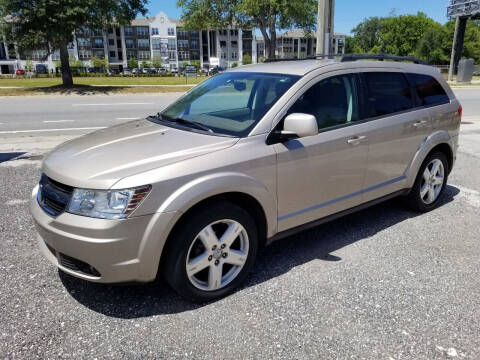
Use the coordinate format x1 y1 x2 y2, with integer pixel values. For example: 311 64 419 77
43 120 75 123
72 102 154 107
0 127 105 134
115 117 141 120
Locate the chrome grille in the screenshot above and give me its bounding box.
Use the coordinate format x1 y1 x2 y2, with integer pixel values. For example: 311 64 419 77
37 174 73 216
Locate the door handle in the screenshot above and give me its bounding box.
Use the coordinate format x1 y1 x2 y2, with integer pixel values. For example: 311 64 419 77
413 120 428 128
347 135 367 145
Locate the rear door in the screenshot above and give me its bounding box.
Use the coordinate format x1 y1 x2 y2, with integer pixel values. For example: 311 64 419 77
359 70 433 202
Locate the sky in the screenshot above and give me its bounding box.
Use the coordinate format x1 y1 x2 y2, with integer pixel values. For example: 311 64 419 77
146 0 452 35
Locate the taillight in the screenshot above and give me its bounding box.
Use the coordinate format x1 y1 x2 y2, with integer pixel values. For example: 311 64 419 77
458 105 463 119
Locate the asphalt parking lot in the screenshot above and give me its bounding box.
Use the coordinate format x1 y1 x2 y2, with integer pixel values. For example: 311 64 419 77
1 91 479 359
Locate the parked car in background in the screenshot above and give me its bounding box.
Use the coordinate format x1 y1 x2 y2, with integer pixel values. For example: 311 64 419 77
157 68 167 74
171 68 178 74
30 55 461 303
132 68 140 75
35 64 47 74
123 68 132 75
146 68 157 74
15 69 25 75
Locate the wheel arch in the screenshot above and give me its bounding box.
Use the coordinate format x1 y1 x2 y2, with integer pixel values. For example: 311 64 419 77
406 131 455 189
159 191 270 274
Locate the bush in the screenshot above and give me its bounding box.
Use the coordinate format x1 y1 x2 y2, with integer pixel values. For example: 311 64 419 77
242 54 252 65
232 62 238 68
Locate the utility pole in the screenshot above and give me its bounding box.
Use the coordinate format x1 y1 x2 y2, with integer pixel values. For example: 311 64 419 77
316 0 335 57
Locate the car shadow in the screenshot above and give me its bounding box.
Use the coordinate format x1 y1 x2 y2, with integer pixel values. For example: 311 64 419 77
60 185 460 318
29 85 128 96
0 152 26 164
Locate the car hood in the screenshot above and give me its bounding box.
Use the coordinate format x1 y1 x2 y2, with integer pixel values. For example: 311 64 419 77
42 119 238 189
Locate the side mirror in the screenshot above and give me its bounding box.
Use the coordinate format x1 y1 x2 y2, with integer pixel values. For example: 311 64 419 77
283 113 318 138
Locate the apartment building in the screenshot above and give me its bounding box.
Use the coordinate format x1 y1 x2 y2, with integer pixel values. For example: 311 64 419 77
256 30 346 59
0 12 257 74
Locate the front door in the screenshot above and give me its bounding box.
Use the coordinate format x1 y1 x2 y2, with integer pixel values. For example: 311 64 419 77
274 73 369 232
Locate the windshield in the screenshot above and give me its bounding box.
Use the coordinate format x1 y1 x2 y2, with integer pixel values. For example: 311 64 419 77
159 72 300 137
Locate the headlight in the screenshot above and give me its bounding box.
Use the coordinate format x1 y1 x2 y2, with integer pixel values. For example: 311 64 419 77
67 185 151 219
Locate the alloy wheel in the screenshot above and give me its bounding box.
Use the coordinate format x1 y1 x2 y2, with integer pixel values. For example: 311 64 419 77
186 219 249 291
420 158 445 205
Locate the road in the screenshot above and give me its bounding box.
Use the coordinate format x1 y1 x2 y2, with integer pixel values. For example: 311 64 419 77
0 94 182 133
0 88 479 359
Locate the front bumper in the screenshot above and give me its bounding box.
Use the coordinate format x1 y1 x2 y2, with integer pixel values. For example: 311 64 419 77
30 185 179 283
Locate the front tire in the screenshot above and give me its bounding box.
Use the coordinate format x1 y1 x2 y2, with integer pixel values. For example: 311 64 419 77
163 202 258 303
405 152 449 212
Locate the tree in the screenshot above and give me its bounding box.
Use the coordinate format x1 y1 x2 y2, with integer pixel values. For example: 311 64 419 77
417 24 449 64
127 58 138 69
0 0 147 86
231 61 238 68
152 57 163 68
351 17 384 53
190 60 201 69
242 54 252 64
177 0 317 59
91 56 107 70
25 57 34 72
140 60 149 69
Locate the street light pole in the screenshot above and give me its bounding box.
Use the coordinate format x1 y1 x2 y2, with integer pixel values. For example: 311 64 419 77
316 0 334 57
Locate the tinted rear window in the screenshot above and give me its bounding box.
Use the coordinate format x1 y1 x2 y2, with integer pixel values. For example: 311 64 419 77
408 73 449 106
363 72 414 118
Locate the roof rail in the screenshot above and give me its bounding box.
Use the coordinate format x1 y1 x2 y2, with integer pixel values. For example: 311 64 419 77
340 53 429 65
264 55 339 63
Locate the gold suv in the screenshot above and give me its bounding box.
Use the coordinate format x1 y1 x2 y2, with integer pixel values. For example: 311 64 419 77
30 56 461 302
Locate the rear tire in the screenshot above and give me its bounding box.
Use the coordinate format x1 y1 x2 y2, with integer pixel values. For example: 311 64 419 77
163 201 258 303
405 152 449 212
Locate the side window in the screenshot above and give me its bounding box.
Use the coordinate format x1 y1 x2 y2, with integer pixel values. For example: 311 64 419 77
287 74 359 131
408 73 450 106
363 72 413 118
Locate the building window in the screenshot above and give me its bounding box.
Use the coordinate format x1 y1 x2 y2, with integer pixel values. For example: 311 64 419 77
32 49 48 61
190 30 199 37
152 28 159 35
152 38 161 50
178 51 189 60
94 50 105 58
79 50 92 59
177 30 188 38
220 41 226 47
231 41 238 47
108 39 115 46
230 29 238 36
168 28 175 36
190 51 199 60
127 51 137 59
190 40 199 49
77 38 91 47
136 27 149 36
93 29 103 36
168 50 176 60
109 51 116 58
168 39 176 50
116 28 121 37
93 39 104 48
221 52 226 59
178 39 189 49
138 51 151 60
125 39 134 49
117 39 122 48
124 27 133 36
137 39 150 49
231 52 237 60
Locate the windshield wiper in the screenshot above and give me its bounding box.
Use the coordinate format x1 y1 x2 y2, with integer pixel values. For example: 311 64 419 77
152 113 214 133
